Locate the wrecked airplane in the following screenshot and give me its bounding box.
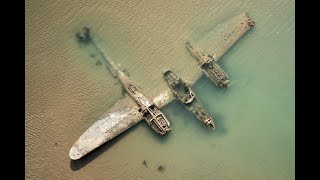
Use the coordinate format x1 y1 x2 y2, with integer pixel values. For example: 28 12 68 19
70 12 255 160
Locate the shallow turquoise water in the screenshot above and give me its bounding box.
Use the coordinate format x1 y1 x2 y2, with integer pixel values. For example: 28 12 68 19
26 0 294 179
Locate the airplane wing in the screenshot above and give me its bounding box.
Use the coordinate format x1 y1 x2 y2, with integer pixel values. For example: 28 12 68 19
153 88 179 109
69 81 197 160
69 89 182 160
205 12 255 62
69 95 143 160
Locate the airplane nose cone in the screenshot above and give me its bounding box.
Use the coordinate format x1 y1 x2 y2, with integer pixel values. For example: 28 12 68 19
162 69 171 75
205 118 215 129
208 121 215 130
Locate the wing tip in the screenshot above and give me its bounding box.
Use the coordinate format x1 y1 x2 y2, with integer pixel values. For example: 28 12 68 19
69 146 83 160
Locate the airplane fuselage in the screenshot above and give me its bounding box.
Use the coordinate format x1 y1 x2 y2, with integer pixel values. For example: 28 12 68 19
163 70 215 128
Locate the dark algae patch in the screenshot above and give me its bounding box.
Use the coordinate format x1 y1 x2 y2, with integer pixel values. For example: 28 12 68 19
96 60 102 66
142 160 148 168
157 165 165 172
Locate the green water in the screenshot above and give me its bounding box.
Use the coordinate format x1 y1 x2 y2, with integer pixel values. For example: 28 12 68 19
26 0 294 179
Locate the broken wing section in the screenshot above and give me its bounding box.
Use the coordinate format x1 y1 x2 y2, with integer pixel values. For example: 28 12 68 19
69 96 143 160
